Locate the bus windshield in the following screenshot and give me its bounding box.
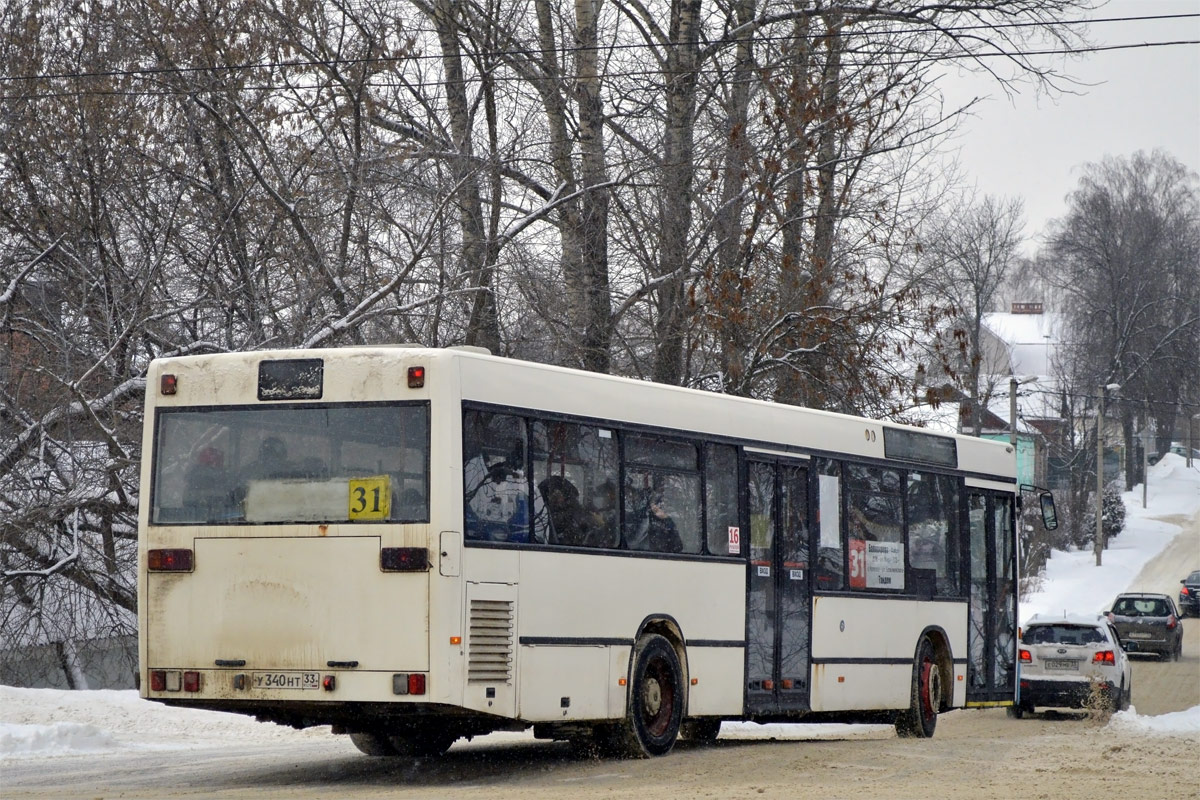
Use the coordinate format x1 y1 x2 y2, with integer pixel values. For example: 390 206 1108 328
151 403 429 525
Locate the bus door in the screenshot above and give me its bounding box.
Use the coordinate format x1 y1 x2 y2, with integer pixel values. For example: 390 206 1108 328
745 458 811 714
966 491 1017 704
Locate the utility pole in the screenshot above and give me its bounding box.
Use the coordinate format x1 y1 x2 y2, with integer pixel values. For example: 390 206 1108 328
1009 375 1038 480
1095 383 1121 566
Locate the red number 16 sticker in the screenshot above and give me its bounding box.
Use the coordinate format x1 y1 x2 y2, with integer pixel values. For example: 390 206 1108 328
728 526 741 554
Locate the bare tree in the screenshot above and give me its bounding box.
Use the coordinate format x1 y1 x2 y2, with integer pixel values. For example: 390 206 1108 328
1046 150 1200 489
920 195 1025 434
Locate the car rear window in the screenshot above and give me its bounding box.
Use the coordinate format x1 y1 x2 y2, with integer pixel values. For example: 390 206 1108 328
1022 625 1106 645
1113 598 1170 616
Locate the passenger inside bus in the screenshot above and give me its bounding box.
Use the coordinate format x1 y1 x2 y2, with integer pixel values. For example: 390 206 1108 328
184 445 237 519
538 476 592 547
243 436 291 481
585 480 620 548
625 486 683 553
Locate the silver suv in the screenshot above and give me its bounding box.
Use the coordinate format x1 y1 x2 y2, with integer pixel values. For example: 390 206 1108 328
1011 613 1132 717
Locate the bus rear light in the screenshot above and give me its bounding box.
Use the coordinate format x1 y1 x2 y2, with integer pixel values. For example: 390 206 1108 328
322 675 336 692
1019 649 1032 663
1093 650 1115 664
407 366 425 388
148 548 193 572
183 671 201 692
160 373 178 395
380 547 428 572
150 670 182 692
390 673 426 695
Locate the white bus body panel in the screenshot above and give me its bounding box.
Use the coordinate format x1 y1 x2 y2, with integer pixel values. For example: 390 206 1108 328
145 536 429 677
459 547 746 722
809 596 967 711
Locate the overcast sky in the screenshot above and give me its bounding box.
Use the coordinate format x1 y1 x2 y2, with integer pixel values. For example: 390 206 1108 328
937 0 1200 250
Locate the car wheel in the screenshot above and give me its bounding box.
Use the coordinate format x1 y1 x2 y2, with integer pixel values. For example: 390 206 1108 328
1006 703 1027 719
1117 678 1131 712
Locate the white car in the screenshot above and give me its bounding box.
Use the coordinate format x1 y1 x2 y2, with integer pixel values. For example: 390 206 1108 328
1011 613 1132 717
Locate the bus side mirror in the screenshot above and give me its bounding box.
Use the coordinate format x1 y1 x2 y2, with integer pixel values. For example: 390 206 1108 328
1039 493 1058 531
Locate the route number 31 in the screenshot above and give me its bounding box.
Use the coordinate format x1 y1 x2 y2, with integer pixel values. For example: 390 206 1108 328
348 475 391 520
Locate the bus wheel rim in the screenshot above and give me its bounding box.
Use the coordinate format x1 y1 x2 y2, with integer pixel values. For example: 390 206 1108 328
920 659 940 720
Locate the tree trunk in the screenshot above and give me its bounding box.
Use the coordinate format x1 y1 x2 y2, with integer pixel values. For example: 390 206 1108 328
432 0 500 353
652 0 702 386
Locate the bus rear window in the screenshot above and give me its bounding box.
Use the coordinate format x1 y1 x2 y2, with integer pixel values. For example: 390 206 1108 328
151 403 429 525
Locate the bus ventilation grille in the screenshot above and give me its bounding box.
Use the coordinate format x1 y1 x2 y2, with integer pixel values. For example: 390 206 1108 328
468 599 514 684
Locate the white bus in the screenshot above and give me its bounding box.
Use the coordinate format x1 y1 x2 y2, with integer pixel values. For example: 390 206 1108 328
138 346 1054 757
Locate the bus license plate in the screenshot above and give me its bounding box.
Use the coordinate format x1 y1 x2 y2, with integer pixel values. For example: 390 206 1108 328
1043 659 1077 671
252 671 320 690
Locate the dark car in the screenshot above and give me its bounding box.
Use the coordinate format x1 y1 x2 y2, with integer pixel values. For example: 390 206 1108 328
1180 571 1200 617
1107 593 1184 660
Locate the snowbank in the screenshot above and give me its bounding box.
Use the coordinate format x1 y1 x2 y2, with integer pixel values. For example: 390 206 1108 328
0 685 329 760
1107 705 1200 736
1021 453 1200 623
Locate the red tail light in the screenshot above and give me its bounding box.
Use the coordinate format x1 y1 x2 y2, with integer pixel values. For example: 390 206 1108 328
1019 649 1032 663
148 548 193 572
1167 615 1177 630
1093 650 1115 664
150 670 166 691
1182 587 1191 596
407 366 425 388
408 673 426 695
183 671 201 692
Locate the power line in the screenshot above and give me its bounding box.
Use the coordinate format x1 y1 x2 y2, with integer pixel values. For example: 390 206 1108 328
1 11 1197 88
3 38 1197 103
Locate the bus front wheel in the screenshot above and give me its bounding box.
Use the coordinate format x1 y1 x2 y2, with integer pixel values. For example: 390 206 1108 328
895 637 943 738
616 633 684 757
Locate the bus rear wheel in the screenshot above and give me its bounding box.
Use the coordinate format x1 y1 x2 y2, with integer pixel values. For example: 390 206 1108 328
614 634 684 757
388 726 457 757
895 637 943 738
349 732 395 757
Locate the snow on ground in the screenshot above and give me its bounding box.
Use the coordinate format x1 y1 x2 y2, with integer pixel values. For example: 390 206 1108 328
1020 453 1200 624
1108 705 1200 736
3 456 1197 761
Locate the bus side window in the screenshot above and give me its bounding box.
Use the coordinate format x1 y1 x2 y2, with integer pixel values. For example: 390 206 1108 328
624 435 701 554
907 472 961 597
463 411 530 543
704 444 739 555
531 420 619 549
815 459 844 591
